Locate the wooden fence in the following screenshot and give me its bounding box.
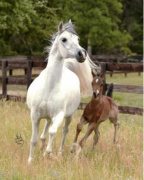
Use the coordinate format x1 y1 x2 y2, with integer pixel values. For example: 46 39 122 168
90 54 143 77
0 55 143 115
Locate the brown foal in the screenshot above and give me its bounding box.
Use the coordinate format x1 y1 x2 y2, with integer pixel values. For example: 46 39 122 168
71 70 119 157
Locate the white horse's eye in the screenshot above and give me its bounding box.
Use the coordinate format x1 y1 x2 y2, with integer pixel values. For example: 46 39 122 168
62 38 67 43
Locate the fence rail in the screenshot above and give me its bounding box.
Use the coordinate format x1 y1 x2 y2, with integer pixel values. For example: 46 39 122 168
0 55 143 115
106 84 143 94
78 103 143 116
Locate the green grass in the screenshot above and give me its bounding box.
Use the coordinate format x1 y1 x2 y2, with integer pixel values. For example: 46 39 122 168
106 73 143 86
82 92 143 107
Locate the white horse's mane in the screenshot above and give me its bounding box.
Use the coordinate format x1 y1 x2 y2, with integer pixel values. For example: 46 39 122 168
64 55 101 97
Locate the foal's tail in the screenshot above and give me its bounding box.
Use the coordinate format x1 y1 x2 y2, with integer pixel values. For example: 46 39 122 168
64 55 101 97
107 83 114 98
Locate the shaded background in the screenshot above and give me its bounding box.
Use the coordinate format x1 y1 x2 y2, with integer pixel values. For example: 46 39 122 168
0 0 143 56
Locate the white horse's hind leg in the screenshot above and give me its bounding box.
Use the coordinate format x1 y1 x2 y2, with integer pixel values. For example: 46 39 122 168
28 112 40 164
40 119 51 150
58 115 72 155
43 112 64 157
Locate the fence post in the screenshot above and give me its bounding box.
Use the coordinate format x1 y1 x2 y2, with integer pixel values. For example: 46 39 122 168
110 72 113 77
101 63 106 95
9 69 13 76
24 68 27 75
27 60 32 89
2 60 7 97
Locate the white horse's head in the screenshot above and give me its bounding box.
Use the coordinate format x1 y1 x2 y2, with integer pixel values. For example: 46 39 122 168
50 20 87 63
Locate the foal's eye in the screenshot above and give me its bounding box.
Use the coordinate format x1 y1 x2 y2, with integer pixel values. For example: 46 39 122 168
62 38 67 43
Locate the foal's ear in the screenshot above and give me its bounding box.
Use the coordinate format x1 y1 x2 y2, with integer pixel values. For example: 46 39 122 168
100 71 105 78
58 21 63 32
91 69 97 78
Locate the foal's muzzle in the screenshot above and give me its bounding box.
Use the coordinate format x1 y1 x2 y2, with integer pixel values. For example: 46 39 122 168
76 49 87 63
93 91 99 99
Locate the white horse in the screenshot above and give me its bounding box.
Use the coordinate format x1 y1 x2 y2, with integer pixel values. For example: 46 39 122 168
27 20 100 163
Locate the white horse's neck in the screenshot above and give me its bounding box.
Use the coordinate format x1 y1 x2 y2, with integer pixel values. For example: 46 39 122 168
45 42 64 90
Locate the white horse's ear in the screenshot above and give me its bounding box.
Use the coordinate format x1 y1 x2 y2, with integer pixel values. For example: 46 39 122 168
69 19 72 24
58 21 63 32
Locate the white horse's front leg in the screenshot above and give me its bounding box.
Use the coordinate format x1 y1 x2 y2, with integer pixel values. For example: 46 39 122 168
40 119 51 150
28 111 40 164
43 112 64 157
58 115 72 155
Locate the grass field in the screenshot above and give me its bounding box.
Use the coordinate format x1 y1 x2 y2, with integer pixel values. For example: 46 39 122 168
0 72 143 180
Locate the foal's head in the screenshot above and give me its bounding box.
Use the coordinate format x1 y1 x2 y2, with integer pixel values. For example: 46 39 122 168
91 70 105 100
50 20 86 63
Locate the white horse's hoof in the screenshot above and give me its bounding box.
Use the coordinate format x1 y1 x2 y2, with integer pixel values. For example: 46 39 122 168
28 157 33 165
43 151 52 158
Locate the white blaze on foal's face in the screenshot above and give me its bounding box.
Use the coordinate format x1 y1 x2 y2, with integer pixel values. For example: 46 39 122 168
96 90 99 95
96 79 99 83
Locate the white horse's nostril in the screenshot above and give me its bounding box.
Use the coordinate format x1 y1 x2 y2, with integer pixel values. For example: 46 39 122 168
78 51 82 57
76 49 86 62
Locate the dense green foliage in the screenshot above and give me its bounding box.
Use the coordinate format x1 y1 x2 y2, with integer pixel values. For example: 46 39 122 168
0 0 142 56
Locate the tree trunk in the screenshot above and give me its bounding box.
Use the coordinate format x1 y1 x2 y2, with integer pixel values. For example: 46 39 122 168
87 38 92 56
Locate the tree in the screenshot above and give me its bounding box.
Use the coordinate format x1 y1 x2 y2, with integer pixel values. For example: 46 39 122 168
0 0 35 55
0 0 58 55
64 0 132 55
14 0 59 55
0 0 142 56
121 0 143 54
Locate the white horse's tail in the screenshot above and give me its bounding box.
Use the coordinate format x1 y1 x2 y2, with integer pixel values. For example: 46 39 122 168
64 55 101 97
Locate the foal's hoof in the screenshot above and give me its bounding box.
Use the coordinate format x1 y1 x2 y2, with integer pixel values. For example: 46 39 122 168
40 143 47 151
116 143 121 148
70 143 78 153
58 151 63 157
70 147 75 153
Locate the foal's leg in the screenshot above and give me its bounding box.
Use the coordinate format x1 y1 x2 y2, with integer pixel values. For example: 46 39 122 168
76 122 96 157
40 119 51 150
71 116 87 153
58 115 72 155
28 111 40 164
43 112 64 157
113 119 119 144
92 123 101 149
